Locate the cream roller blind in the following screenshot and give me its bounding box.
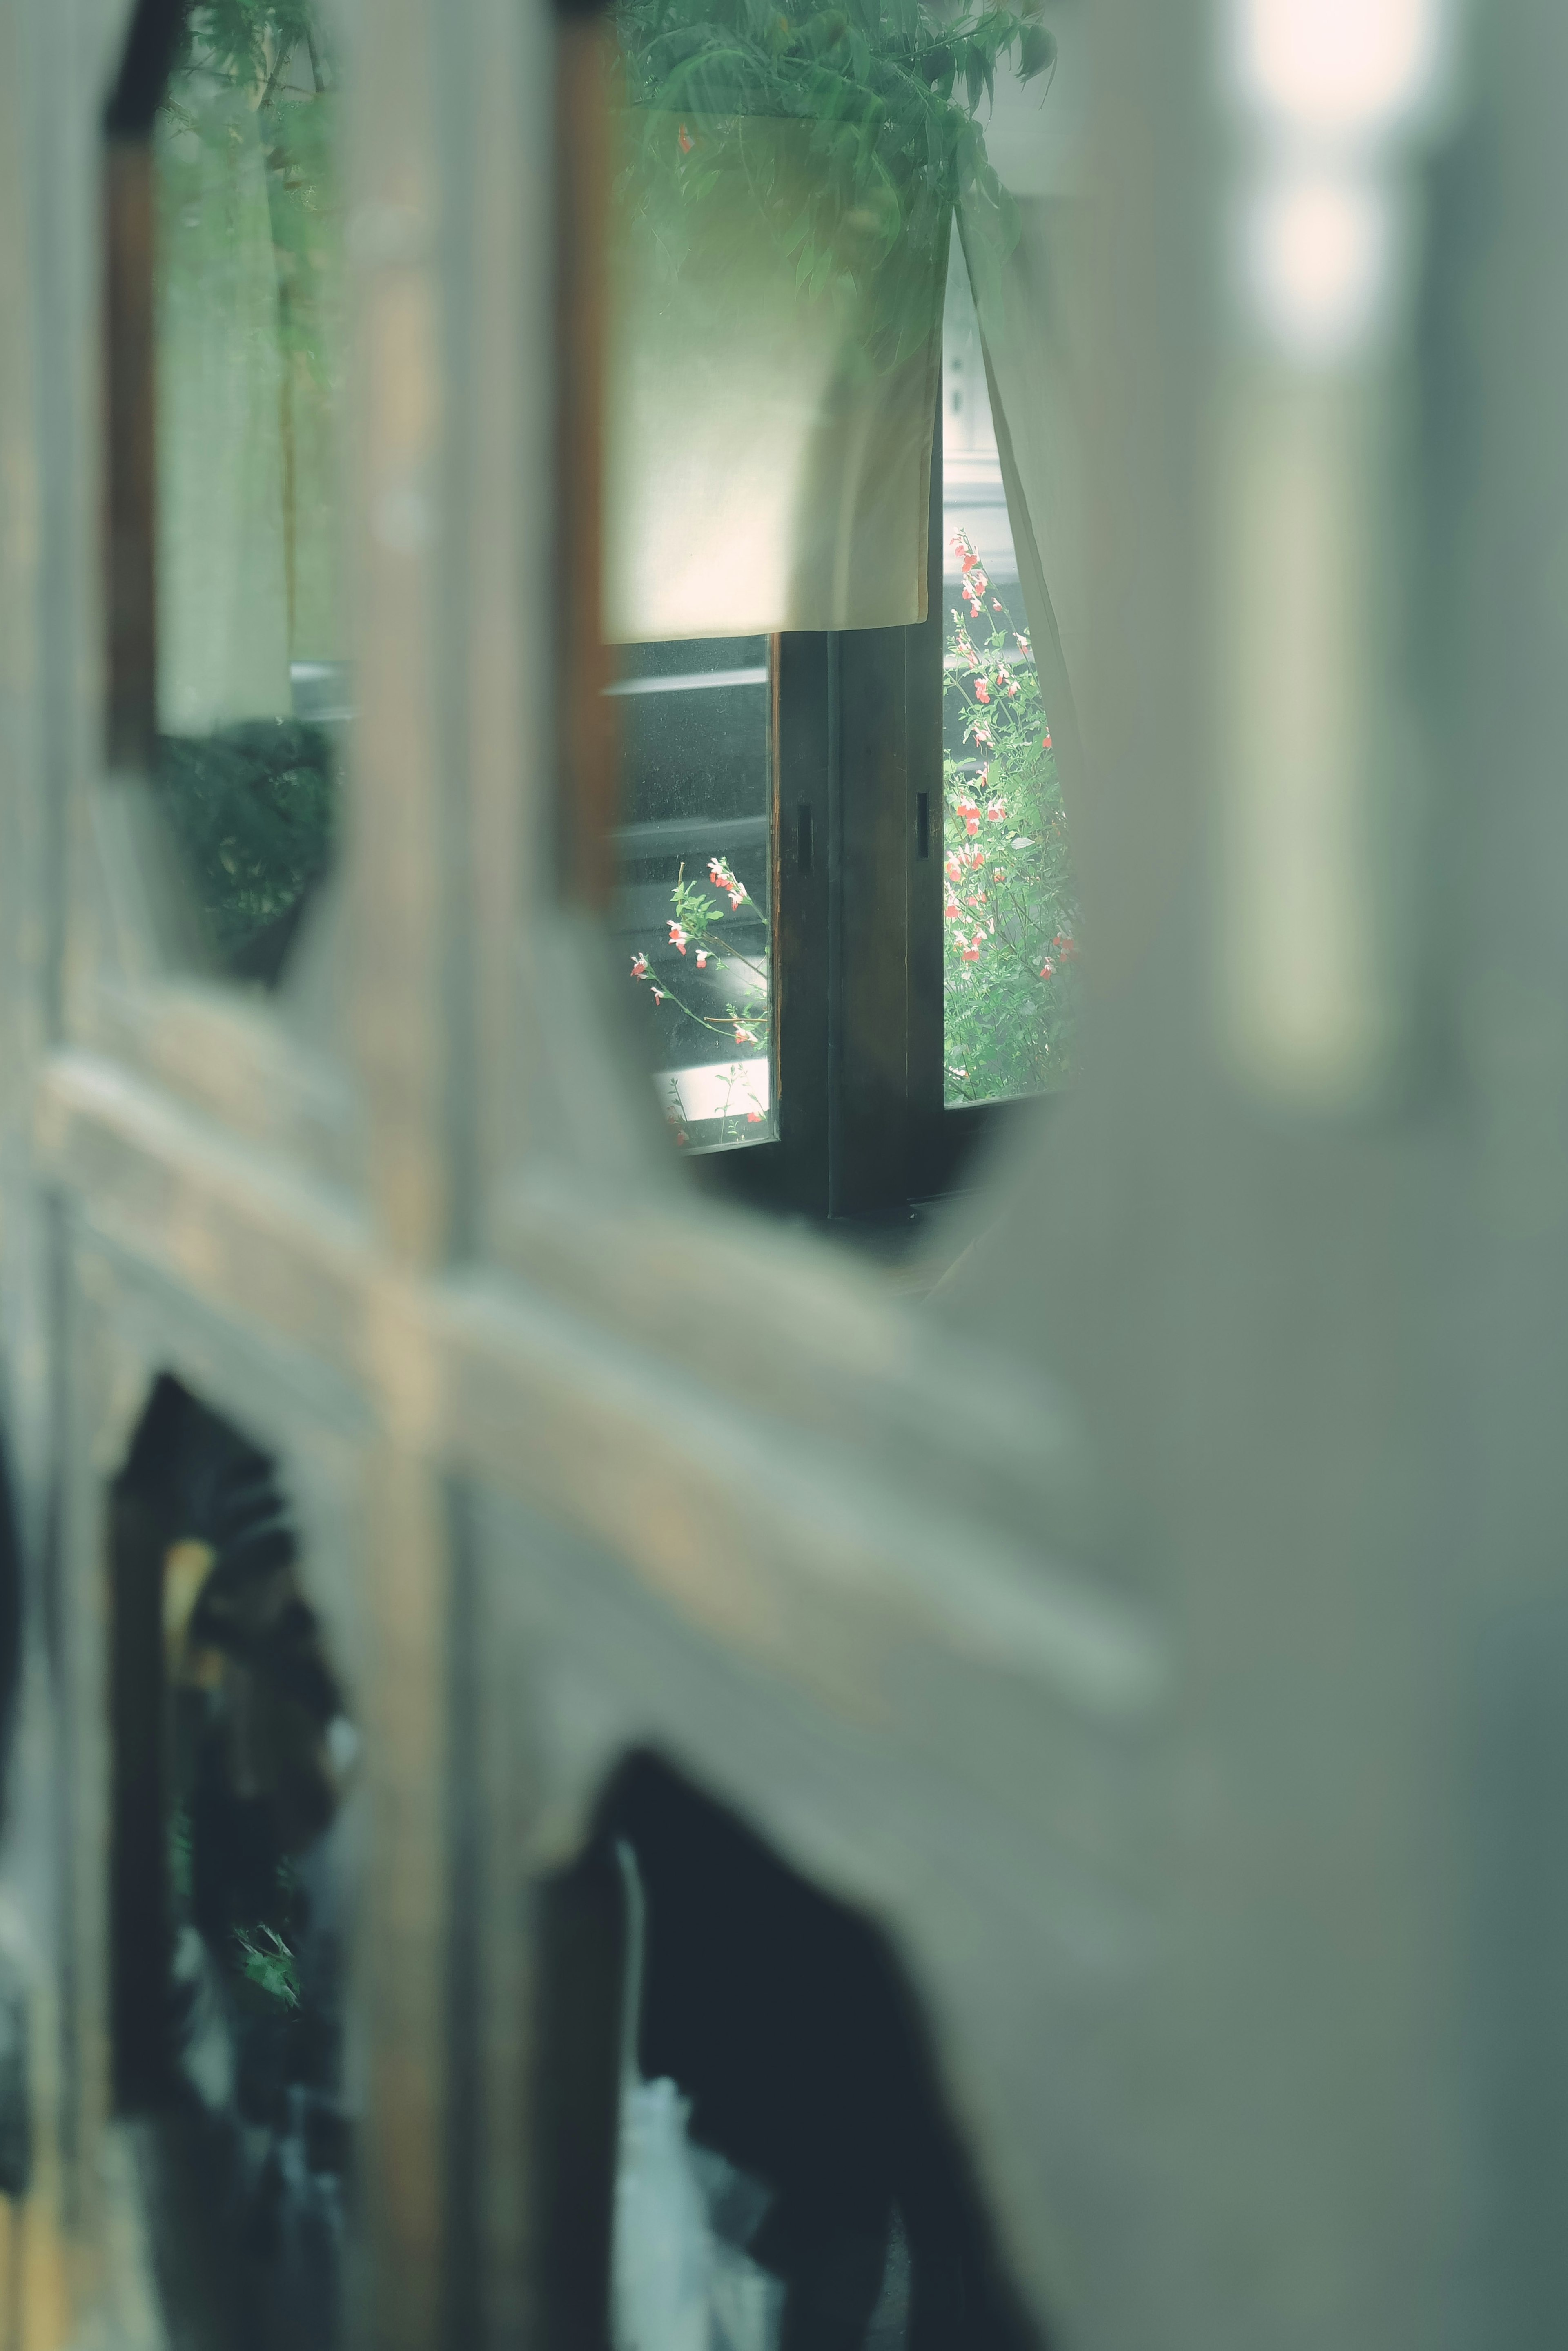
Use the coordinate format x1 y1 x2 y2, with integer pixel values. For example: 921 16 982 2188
154 54 345 734
603 110 950 643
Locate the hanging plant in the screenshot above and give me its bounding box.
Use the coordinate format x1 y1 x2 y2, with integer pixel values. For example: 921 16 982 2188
612 0 1056 368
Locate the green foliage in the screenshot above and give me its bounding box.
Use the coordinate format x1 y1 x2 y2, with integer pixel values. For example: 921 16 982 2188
169 0 331 97
169 1807 194 1905
233 1922 302 2011
154 722 337 965
613 0 1054 367
162 2 341 388
631 857 771 1145
942 532 1079 1102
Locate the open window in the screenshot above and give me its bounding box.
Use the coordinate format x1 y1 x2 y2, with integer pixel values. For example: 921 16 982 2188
588 11 1077 1237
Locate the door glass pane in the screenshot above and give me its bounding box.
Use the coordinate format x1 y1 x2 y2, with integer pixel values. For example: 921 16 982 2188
152 4 346 987
610 640 777 1151
941 251 1080 1105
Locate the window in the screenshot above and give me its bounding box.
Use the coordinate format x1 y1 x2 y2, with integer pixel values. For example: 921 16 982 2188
607 251 1080 1236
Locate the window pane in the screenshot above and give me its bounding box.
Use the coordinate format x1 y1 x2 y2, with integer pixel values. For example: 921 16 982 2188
610 641 776 1151
941 251 1080 1105
152 7 345 986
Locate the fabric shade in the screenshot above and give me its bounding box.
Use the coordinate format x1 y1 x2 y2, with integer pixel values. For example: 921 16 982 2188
604 110 949 643
154 62 344 734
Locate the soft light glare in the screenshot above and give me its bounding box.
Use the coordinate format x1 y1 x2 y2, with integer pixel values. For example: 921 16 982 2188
1234 0 1443 136
1244 165 1393 364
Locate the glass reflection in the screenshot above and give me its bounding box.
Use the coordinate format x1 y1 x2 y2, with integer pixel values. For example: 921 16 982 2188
611 640 777 1152
152 4 345 986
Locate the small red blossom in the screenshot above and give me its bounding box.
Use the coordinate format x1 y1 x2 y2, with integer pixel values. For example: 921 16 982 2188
961 944 980 962
746 1110 762 1124
733 1024 757 1045
695 950 708 968
973 681 991 704
944 854 960 881
668 921 687 954
677 123 693 153
630 953 648 978
1042 731 1053 750
651 987 666 1003
1039 958 1055 979
985 801 1006 823
944 899 961 921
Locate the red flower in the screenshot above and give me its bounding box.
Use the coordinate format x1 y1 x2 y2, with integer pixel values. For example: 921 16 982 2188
668 921 687 954
961 944 980 962
630 953 648 978
1039 958 1055 979
746 1110 762 1124
985 801 1005 823
1042 731 1053 750
965 814 979 835
695 950 708 969
944 854 960 881
651 986 666 1003
973 681 990 705
677 123 693 153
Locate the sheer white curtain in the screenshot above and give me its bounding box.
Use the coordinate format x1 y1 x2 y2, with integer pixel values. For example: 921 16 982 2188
956 17 1091 833
958 194 1088 832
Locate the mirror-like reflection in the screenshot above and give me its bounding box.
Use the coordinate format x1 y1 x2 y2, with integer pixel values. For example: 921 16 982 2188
151 4 345 986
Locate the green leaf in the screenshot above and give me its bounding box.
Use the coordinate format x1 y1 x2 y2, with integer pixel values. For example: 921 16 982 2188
1018 22 1055 80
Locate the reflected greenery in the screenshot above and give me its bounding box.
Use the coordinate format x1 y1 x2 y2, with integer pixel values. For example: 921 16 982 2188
154 724 337 984
153 0 344 987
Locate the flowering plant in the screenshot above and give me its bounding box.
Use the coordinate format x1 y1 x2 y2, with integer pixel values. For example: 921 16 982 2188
630 856 771 1145
942 531 1078 1102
